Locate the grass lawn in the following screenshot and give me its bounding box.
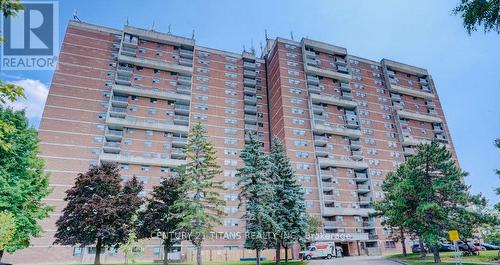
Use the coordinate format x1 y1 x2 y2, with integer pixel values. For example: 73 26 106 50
388 250 499 265
57 261 306 265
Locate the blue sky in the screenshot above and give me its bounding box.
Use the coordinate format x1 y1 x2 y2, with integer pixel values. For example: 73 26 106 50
2 0 499 204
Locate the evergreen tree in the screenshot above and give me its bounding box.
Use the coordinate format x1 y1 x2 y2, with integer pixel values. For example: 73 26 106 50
136 177 185 265
175 123 225 265
269 137 308 264
376 141 488 263
0 108 52 262
236 131 275 265
54 162 143 265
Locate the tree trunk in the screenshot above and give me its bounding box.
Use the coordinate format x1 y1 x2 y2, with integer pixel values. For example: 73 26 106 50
432 247 441 263
275 243 281 265
284 245 289 262
0 249 4 262
418 236 426 258
400 229 407 257
94 237 102 265
196 245 202 265
256 249 261 265
163 243 169 265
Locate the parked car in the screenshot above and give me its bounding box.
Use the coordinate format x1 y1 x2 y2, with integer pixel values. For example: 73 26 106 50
412 243 428 253
439 243 456 252
457 241 479 251
478 243 500 250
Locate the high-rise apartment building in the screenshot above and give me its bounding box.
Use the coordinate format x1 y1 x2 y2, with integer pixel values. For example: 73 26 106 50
5 21 456 264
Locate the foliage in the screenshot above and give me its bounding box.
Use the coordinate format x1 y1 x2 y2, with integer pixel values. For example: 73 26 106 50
137 177 185 265
453 0 500 34
375 141 491 263
175 123 225 265
268 137 308 264
54 162 143 265
119 214 146 265
305 215 322 236
236 131 275 265
0 81 25 105
0 0 23 18
0 211 16 250
0 108 52 259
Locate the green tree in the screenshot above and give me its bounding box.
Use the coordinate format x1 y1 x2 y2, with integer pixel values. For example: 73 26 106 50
453 0 500 34
175 123 225 265
237 131 275 265
495 139 500 202
306 215 322 235
0 211 16 253
54 163 143 265
119 214 145 265
269 137 308 264
0 108 52 262
0 0 24 18
136 177 185 265
376 141 488 263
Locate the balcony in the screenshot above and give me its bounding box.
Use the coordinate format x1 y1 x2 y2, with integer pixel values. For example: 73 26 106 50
109 107 127 118
359 196 372 206
106 116 188 134
112 84 190 102
304 64 352 83
120 47 137 57
420 77 428 85
244 95 257 105
177 75 192 86
111 96 129 107
433 125 444 132
306 59 319 66
118 54 192 76
115 75 132 86
310 93 357 109
389 83 435 100
392 101 404 110
436 133 447 143
335 57 347 66
172 136 188 147
244 114 257 124
245 124 258 131
313 121 362 138
390 93 402 101
323 221 341 227
243 70 256 78
117 66 133 76
403 147 416 156
171 148 186 159
351 150 364 161
386 70 395 77
244 87 257 95
340 82 351 91
312 104 324 114
178 58 193 67
244 105 257 114
103 141 121 154
306 75 320 85
345 119 359 129
357 184 370 193
177 85 191 95
308 85 322 94
100 153 186 168
350 140 362 150
244 78 257 87
179 49 194 59
122 37 138 48
363 221 375 228
426 100 436 107
174 104 190 115
314 135 328 146
341 91 353 100
174 115 189 126
104 128 123 141
243 61 256 70
322 194 335 201
355 172 368 182
317 157 368 170
396 110 442 123
315 147 329 157
322 207 374 217
305 50 316 59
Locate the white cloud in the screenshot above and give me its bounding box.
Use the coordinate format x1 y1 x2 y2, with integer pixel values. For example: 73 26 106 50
6 79 49 128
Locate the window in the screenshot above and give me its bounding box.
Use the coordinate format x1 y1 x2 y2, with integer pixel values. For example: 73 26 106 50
141 165 150 172
385 241 396 249
287 61 299 67
196 76 209 82
73 247 82 256
288 69 300 76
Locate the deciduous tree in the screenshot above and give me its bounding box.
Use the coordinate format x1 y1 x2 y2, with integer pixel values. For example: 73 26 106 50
453 0 500 34
54 162 143 265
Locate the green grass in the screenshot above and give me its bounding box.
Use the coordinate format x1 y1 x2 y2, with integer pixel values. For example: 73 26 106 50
388 250 499 265
56 261 305 265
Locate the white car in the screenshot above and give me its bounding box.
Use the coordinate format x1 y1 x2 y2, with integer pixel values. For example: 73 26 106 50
299 243 335 260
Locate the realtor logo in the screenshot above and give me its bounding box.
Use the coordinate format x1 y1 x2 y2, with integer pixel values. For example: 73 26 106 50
1 1 58 70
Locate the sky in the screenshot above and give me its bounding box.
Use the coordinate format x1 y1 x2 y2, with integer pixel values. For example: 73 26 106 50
2 0 499 204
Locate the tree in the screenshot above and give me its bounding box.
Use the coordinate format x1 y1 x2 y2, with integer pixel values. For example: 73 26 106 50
495 139 500 206
136 177 185 265
237 131 275 265
175 123 225 265
0 211 16 254
269 137 308 264
0 0 24 18
0 108 52 262
54 162 143 265
453 0 500 34
119 214 145 265
376 141 489 263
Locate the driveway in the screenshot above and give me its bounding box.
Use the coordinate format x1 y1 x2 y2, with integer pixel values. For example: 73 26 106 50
308 255 401 265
